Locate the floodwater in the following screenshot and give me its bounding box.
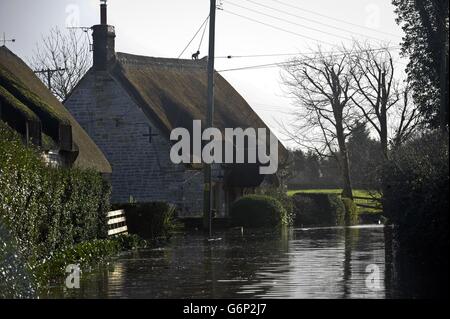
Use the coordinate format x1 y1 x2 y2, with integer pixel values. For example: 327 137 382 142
42 225 409 299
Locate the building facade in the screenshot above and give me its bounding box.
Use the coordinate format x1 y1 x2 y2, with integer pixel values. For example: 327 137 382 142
64 2 284 217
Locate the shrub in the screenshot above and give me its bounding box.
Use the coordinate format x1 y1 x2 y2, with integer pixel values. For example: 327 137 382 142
33 234 147 285
230 195 290 227
113 202 176 239
381 131 449 296
293 193 346 226
0 121 111 262
292 193 359 226
261 187 295 223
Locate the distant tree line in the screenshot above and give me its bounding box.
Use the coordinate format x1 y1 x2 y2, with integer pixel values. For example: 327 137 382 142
287 122 383 190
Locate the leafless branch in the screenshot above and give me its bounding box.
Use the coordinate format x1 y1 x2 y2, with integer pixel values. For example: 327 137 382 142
30 26 91 101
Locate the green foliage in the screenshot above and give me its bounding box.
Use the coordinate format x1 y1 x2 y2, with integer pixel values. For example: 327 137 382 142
0 218 36 298
288 189 382 215
293 193 347 226
113 202 176 239
0 120 110 265
261 187 295 223
382 132 449 262
33 234 145 285
230 195 290 228
381 131 449 296
392 0 449 128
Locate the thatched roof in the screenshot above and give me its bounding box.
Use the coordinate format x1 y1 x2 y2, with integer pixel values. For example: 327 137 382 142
0 46 111 173
109 53 288 161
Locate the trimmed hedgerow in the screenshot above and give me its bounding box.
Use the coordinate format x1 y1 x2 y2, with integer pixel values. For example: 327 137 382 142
293 193 358 226
230 195 290 228
0 121 110 263
261 187 295 223
112 202 176 239
0 218 36 299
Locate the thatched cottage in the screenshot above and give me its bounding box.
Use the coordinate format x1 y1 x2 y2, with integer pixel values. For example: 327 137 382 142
64 3 286 217
0 45 111 173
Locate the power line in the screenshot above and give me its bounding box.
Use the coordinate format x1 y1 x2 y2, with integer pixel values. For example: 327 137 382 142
177 15 210 59
267 0 402 38
222 9 335 46
216 46 401 59
217 47 404 72
225 1 356 42
216 52 299 58
230 0 397 43
197 15 209 52
218 61 295 72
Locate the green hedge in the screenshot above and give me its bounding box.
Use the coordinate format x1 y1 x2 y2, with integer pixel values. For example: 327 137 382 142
293 193 359 226
293 193 345 226
0 121 110 262
230 195 290 227
381 132 449 297
112 202 176 239
261 188 295 222
34 234 146 285
0 218 36 298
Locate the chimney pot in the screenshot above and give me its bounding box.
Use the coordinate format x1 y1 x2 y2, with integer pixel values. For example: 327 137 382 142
100 3 107 25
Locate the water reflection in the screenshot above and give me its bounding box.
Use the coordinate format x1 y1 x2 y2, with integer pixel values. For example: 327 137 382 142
43 225 397 299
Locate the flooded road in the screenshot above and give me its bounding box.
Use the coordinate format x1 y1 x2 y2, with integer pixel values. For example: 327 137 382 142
43 225 406 299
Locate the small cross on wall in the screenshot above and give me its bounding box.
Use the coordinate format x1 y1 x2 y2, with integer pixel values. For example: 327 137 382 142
142 126 158 143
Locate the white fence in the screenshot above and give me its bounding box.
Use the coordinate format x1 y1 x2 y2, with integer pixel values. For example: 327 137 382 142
107 209 128 236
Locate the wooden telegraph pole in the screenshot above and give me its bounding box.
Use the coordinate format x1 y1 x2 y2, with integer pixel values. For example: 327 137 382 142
1 33 15 46
34 68 66 92
203 0 216 238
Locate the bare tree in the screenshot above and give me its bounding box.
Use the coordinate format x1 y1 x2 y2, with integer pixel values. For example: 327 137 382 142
281 48 358 199
350 43 419 158
31 27 91 101
390 86 420 148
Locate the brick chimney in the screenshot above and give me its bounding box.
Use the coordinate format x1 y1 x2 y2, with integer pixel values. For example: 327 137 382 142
92 0 116 71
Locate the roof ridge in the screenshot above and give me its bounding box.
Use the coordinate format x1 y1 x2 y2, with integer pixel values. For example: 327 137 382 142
116 52 207 69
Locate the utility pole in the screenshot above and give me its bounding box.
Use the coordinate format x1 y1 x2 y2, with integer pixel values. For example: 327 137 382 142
203 0 216 238
33 68 65 91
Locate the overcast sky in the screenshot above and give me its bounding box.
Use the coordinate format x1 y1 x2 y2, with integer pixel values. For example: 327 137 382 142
0 0 406 148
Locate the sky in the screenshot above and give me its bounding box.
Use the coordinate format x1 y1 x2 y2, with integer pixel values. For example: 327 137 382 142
0 0 406 148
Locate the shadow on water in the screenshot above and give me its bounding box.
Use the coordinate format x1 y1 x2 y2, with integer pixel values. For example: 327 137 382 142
383 226 449 299
41 225 424 299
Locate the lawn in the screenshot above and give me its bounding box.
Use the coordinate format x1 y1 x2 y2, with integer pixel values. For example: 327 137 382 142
287 189 382 214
